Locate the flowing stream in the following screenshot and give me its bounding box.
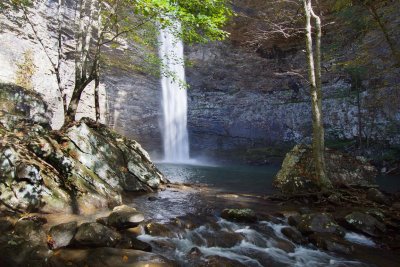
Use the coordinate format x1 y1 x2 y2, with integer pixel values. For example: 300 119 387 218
159 24 190 163
129 164 400 267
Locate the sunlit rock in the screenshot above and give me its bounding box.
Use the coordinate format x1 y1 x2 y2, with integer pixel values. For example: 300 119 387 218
0 83 166 214
48 221 78 249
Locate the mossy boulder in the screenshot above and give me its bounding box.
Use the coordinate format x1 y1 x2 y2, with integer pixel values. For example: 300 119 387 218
273 145 377 194
0 84 166 214
221 208 258 223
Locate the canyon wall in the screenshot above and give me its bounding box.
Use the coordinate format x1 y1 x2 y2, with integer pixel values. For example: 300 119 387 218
0 0 399 162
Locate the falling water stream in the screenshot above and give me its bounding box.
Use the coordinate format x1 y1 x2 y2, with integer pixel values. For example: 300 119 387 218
159 24 190 163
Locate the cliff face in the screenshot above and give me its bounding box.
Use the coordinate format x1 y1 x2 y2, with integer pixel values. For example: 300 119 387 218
185 1 400 160
0 0 163 153
0 1 399 162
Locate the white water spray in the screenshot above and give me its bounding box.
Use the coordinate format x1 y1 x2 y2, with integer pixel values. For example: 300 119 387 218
159 23 190 163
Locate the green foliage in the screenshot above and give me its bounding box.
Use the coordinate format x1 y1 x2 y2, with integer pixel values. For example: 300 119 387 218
107 0 232 44
0 0 32 11
15 50 36 91
98 0 232 88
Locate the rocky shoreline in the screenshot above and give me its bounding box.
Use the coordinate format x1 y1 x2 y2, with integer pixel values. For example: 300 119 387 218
0 183 399 266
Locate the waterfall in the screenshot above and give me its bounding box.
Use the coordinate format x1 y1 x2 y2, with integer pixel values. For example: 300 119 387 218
159 24 190 163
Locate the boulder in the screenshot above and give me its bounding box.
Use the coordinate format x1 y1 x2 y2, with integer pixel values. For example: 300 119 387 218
107 208 145 230
366 188 390 205
200 230 244 248
47 247 175 267
0 84 167 213
221 208 258 223
296 213 345 236
47 221 78 249
273 145 377 194
281 227 305 244
342 212 386 237
308 233 353 254
116 232 152 252
273 238 296 253
145 222 175 238
74 222 121 247
202 255 247 267
14 219 47 244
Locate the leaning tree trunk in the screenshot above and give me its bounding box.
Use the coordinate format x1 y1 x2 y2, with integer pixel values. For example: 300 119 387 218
302 0 332 189
64 0 95 125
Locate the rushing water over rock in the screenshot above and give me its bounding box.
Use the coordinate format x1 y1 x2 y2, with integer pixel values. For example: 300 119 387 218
159 24 190 163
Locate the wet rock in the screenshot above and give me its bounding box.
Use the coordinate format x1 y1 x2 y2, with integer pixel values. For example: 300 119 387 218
116 232 152 252
107 206 144 229
273 145 377 194
148 196 158 201
273 238 296 253
288 215 301 226
367 188 390 205
241 247 290 267
187 247 203 258
281 227 304 244
14 219 47 244
150 239 177 251
96 216 109 226
125 225 144 236
145 222 175 238
74 222 121 247
48 247 175 267
201 230 244 248
342 212 386 237
47 221 78 249
221 208 257 223
296 213 345 236
202 255 247 267
112 205 137 213
308 233 353 254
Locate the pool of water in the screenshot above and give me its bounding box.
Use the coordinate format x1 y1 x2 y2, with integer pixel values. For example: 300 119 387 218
157 163 281 195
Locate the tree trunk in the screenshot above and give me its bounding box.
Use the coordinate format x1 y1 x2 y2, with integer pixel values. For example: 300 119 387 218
94 74 100 122
356 84 362 148
302 0 331 189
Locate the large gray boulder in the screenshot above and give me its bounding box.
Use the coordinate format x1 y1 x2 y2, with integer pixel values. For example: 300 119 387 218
107 205 145 229
74 222 121 247
48 221 78 249
273 145 377 194
0 84 166 213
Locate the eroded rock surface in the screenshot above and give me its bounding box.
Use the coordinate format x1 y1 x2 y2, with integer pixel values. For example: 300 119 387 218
274 145 377 194
0 84 166 214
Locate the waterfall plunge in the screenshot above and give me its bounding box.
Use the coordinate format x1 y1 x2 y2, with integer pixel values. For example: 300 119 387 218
159 24 190 163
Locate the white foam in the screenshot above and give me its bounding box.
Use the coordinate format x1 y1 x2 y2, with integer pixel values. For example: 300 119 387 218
345 232 376 247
